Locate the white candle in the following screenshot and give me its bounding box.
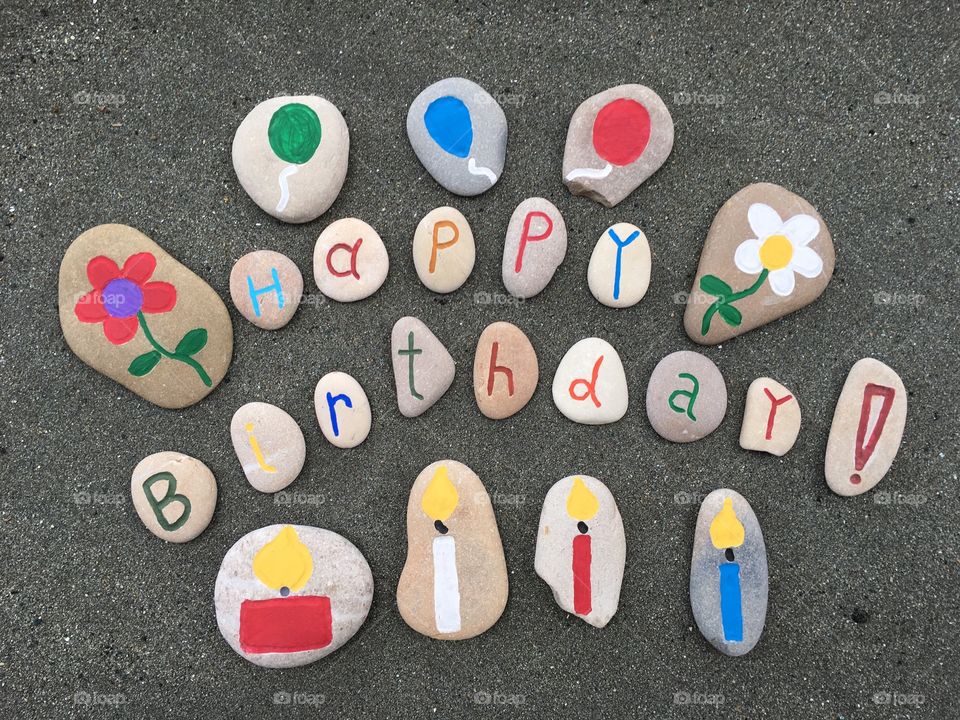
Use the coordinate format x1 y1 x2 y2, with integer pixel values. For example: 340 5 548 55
432 535 461 633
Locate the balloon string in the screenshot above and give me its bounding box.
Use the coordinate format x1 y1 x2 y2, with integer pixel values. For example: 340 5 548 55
467 157 497 184
276 164 300 212
565 163 613 181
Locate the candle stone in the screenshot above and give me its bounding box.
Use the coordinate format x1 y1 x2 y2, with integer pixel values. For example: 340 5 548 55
412 206 476 293
230 402 306 493
215 524 373 668
130 451 217 543
229 250 303 330
473 321 539 420
587 222 652 308
391 316 456 418
825 358 907 496
739 377 801 456
313 218 390 303
314 371 372 448
646 350 727 443
535 475 625 628
397 460 508 640
690 489 768 656
501 197 567 299
232 95 349 224
552 337 629 425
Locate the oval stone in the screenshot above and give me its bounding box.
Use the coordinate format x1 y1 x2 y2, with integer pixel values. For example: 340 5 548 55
825 358 907 496
412 207 475 293
391 317 455 418
229 250 303 330
690 489 768 656
230 402 306 493
232 95 349 223
473 321 538 419
406 77 507 196
313 218 389 302
535 475 625 628
501 197 567 299
314 371 371 448
130 451 217 543
587 223 651 308
552 337 628 425
214 524 373 668
646 351 727 442
397 460 508 640
739 377 801 456
59 224 232 409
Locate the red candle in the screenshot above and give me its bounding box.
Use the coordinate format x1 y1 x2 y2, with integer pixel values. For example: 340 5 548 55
239 596 332 654
572 533 592 615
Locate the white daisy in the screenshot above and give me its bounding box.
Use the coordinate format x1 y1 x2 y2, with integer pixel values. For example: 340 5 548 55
733 202 824 297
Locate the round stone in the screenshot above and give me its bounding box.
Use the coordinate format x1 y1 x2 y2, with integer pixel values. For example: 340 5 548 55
587 222 651 308
229 250 303 330
646 351 727 442
230 402 306 493
551 337 628 425
473 321 538 419
130 451 217 543
313 218 389 302
501 197 567 299
314 371 371 448
412 207 475 293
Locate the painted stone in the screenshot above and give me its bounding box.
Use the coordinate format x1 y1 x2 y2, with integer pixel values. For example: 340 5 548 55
314 372 371 448
232 95 349 224
552 338 628 425
646 351 727 443
59 224 232 409
825 358 907 496
130 451 217 543
562 84 674 208
690 489 768 656
397 460 508 640
230 402 306 493
391 317 455 418
412 206 475 293
684 183 835 344
739 378 800 456
535 475 625 628
229 250 303 330
473 322 538 420
587 222 651 308
313 218 389 302
501 197 567 299
406 77 507 196
215 524 373 668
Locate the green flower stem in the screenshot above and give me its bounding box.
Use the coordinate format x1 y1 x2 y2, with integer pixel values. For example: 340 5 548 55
137 311 212 387
701 269 769 336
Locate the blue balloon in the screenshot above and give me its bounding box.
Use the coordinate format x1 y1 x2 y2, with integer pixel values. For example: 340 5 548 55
424 96 472 159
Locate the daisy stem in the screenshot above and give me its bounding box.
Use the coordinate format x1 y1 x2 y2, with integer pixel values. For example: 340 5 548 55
700 269 769 336
137 311 212 387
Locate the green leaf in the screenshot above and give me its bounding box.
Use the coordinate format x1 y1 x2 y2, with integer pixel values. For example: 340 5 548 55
175 328 208 356
128 350 162 376
700 275 732 297
718 303 743 326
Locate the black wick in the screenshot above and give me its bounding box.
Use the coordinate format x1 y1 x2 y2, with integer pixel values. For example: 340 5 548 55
724 548 735 561
577 521 588 534
434 520 449 534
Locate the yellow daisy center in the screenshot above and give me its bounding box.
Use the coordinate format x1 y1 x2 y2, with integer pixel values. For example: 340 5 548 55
759 234 793 271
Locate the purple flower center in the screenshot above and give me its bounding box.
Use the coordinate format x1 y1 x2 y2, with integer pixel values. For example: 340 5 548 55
102 278 143 318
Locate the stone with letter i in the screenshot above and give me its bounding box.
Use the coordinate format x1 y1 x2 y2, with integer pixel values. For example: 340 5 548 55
246 268 285 318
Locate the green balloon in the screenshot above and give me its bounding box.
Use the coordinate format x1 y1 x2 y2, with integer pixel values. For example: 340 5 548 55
268 103 322 164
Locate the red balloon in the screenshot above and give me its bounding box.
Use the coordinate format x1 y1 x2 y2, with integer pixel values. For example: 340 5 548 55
591 98 651 166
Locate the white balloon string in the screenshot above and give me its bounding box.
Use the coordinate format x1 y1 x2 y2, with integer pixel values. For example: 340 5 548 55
467 157 497 184
276 164 300 213
565 163 613 181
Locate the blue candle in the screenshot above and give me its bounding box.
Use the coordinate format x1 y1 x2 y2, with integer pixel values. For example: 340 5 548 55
719 562 743 642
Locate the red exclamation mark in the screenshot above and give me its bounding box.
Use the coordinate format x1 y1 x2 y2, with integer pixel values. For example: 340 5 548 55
850 383 896 485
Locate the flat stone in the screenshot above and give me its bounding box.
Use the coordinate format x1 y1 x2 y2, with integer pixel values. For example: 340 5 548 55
739 378 801 456
646 351 726 442
535 475 625 628
825 358 907 496
130 451 217 543
690 489 768 656
397 460 508 640
59 224 232 409
501 197 567 299
406 77 507 196
412 206 475 293
562 84 674 208
214 524 373 668
390 317 455 418
229 250 303 330
473 321 538 419
230 402 306 493
684 183 835 344
314 371 371 448
232 95 349 223
313 218 389 302
552 337 628 425
587 222 651 308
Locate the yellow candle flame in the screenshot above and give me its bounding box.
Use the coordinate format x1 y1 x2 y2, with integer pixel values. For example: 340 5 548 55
709 498 745 549
252 525 313 591
566 477 599 521
421 465 459 522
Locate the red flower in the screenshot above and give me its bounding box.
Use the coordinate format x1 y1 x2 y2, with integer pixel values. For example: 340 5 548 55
74 253 177 345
